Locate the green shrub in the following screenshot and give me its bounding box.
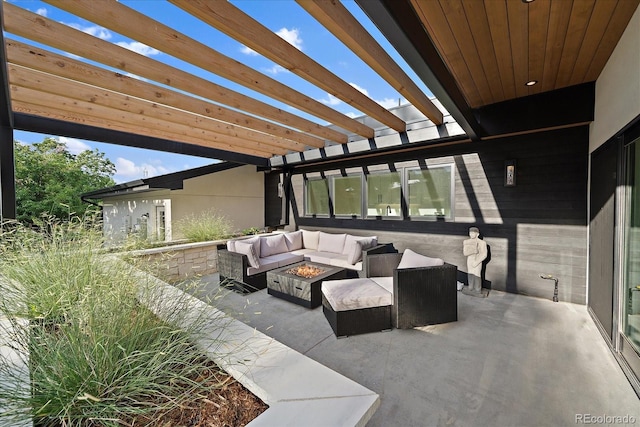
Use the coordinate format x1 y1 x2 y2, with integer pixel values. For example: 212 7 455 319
0 218 234 426
241 226 262 236
176 209 234 242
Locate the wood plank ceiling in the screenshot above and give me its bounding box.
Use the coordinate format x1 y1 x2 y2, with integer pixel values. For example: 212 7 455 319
2 0 443 163
409 0 640 109
2 0 639 164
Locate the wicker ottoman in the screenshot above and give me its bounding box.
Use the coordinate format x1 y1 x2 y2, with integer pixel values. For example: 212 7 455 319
321 278 392 337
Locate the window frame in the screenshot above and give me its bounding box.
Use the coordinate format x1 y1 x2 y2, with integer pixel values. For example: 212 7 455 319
405 164 455 220
331 173 364 218
303 176 330 217
364 169 403 219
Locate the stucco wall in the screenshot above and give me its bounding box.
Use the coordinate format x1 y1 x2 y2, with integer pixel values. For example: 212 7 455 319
171 164 264 239
590 5 640 153
102 191 172 245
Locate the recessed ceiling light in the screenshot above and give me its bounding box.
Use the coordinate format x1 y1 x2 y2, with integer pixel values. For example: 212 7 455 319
522 0 536 3
525 80 538 86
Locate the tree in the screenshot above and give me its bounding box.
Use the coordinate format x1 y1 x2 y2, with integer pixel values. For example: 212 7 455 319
14 137 116 223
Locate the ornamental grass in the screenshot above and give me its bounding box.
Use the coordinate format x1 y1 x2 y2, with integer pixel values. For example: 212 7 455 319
0 217 238 426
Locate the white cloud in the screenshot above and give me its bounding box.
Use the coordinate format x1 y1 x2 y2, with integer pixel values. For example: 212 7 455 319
377 97 401 109
35 8 48 17
263 64 289 75
345 112 360 118
240 27 302 56
276 28 303 50
58 137 91 155
318 93 342 106
240 45 258 56
348 83 402 109
349 82 369 96
66 23 112 40
115 41 160 57
114 157 172 182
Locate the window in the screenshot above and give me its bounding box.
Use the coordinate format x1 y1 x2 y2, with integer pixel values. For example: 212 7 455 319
366 171 402 218
305 178 329 216
333 175 362 217
407 165 453 218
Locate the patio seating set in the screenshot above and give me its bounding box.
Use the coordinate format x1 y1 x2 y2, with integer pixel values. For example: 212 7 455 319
219 230 458 337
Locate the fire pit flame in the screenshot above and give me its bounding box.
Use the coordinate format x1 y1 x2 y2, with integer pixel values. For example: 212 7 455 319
285 264 326 278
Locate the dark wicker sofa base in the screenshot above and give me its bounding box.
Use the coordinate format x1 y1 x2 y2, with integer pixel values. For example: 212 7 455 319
322 294 392 338
218 249 267 293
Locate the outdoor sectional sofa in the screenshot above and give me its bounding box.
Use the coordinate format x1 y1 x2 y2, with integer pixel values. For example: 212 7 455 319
218 229 395 291
321 250 458 337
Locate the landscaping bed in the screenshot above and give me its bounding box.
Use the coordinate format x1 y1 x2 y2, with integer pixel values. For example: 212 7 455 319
0 218 267 426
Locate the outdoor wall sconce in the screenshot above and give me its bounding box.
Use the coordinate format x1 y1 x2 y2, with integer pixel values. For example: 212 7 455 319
504 160 516 187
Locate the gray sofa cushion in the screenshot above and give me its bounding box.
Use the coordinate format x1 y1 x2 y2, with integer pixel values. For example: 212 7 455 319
301 229 320 250
305 251 347 265
371 276 393 294
322 278 392 311
247 258 280 276
318 232 347 253
397 248 444 269
284 230 303 251
345 236 378 264
235 240 260 268
261 234 289 257
260 253 304 268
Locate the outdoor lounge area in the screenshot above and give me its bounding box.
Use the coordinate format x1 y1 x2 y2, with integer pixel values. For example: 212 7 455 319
1 1 640 423
185 273 640 426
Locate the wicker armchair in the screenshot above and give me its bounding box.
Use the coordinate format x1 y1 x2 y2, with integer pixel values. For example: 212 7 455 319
366 253 458 329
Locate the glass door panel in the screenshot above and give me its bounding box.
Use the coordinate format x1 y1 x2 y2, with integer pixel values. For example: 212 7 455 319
624 137 640 353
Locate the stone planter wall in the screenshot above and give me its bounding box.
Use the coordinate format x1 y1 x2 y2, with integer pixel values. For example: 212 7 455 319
130 240 224 282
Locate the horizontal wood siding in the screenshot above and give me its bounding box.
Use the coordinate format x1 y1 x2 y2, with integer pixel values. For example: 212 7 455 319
289 126 588 304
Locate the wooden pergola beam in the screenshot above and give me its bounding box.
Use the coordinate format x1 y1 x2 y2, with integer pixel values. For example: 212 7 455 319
10 87 278 158
13 112 269 165
9 64 305 154
3 4 344 145
171 0 407 133
42 0 375 139
296 0 444 126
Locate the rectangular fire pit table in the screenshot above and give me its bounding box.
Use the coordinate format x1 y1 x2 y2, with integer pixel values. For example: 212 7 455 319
267 261 347 308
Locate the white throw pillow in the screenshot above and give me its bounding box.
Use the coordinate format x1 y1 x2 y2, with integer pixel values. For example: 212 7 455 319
397 249 444 269
284 230 303 251
317 232 347 254
235 241 260 268
260 234 289 257
226 240 236 252
243 236 261 258
347 237 378 264
342 235 378 255
301 229 320 250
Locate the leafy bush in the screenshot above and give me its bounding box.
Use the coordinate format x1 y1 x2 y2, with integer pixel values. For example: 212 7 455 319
241 226 262 236
176 209 234 242
0 218 234 426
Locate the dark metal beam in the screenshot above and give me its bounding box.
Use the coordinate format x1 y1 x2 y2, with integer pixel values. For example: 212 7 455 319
472 83 595 136
0 1 16 220
356 0 484 140
13 113 270 167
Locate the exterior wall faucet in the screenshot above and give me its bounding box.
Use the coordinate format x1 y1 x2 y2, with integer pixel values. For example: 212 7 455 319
540 274 559 302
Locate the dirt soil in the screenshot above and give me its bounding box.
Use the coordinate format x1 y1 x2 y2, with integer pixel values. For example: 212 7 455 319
128 366 268 427
154 379 267 427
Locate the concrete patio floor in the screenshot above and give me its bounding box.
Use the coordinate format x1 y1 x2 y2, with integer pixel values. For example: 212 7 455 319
185 274 640 427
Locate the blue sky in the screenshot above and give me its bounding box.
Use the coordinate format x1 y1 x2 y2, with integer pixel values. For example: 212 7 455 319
8 0 432 183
